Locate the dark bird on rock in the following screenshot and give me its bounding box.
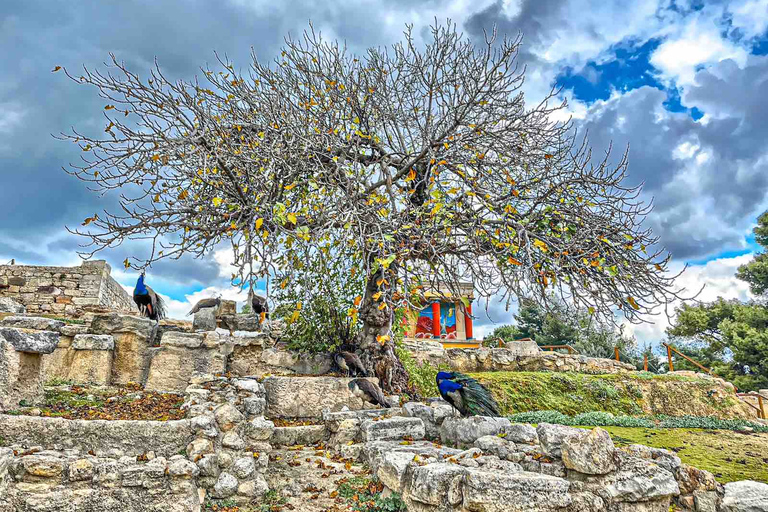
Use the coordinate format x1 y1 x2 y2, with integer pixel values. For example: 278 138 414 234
436 371 500 417
251 294 269 319
187 296 221 316
133 273 166 321
335 351 367 377
348 379 390 409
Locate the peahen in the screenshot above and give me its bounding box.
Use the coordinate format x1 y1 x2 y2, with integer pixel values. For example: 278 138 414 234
436 371 500 417
133 273 166 321
335 351 367 377
187 296 221 316
348 379 390 408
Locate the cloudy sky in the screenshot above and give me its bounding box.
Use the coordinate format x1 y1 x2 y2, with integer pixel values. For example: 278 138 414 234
1 0 766 341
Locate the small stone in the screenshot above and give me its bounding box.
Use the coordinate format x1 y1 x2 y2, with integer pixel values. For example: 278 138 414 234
218 452 233 469
197 454 220 477
214 403 244 431
234 378 263 394
361 417 426 442
238 474 269 497
561 427 615 475
68 459 94 481
536 423 584 458
72 334 115 350
22 455 64 478
168 458 200 478
246 417 275 441
213 472 239 498
191 414 219 438
504 423 539 444
222 431 246 450
186 438 213 460
474 435 515 460
231 457 255 479
243 396 266 416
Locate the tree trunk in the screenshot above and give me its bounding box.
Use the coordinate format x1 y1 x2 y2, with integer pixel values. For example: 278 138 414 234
356 268 413 395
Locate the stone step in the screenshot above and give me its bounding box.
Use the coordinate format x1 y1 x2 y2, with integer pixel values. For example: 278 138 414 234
271 425 326 446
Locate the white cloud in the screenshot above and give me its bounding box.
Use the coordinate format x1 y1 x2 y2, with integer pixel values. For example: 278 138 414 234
730 0 768 39
650 15 748 86
623 253 755 344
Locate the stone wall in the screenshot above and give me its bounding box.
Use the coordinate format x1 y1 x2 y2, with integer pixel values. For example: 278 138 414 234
0 260 136 317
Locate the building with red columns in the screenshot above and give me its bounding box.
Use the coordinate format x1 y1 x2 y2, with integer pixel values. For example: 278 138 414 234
401 282 480 349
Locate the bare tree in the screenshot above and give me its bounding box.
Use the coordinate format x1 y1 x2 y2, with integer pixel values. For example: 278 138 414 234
60 22 685 392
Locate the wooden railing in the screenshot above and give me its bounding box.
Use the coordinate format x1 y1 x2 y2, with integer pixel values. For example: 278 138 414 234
662 342 714 374
737 392 767 420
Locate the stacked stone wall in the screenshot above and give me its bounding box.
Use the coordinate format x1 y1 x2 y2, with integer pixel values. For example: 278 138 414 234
0 260 135 317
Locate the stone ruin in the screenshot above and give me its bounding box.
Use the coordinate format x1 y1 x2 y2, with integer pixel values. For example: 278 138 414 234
0 293 766 511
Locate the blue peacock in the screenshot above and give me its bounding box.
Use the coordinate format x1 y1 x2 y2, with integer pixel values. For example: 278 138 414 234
133 272 166 321
436 371 500 417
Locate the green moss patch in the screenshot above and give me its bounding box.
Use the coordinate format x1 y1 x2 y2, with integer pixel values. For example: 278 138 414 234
605 427 768 484
471 371 748 419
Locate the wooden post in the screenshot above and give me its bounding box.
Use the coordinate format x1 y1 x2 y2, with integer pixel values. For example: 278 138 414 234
431 301 441 338
644 354 648 372
667 345 674 372
464 302 474 340
614 347 620 361
758 394 765 420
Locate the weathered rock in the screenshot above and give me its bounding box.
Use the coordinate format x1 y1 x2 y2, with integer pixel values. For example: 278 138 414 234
693 490 719 512
222 431 246 450
214 403 245 432
168 458 199 478
67 348 113 385
272 425 326 446
440 416 512 447
403 400 459 439
505 423 539 444
407 463 467 508
0 327 59 354
360 417 425 442
186 438 214 460
537 423 585 458
363 440 462 474
263 376 379 418
243 396 266 416
238 474 270 497
191 414 218 438
245 417 275 441
231 457 255 479
193 308 217 331
600 454 680 504
0 297 25 314
1 316 65 333
474 435 515 460
462 468 572 512
89 313 157 386
214 472 239 498
721 480 768 512
67 458 95 481
258 347 333 375
160 332 204 348
561 427 615 475
1 336 48 410
676 464 719 495
197 454 220 477
625 444 682 474
72 334 114 351
144 342 230 392
377 451 418 494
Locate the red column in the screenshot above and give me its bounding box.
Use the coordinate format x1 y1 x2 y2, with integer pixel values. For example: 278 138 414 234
464 302 473 339
431 301 441 338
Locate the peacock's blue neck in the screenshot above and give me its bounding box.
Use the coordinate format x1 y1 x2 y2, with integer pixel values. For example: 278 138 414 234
135 275 148 295
438 379 462 393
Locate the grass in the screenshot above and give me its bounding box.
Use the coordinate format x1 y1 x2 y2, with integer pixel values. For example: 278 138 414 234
469 371 745 418
605 427 768 484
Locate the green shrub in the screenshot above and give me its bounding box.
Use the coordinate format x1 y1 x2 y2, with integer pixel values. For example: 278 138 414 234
506 410 768 432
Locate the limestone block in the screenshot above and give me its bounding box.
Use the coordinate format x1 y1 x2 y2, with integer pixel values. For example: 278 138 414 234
67 349 113 385
160 332 204 348
193 308 217 331
403 400 459 439
505 423 539 444
245 417 275 441
90 313 157 386
214 403 244 432
720 480 768 512
363 440 462 474
474 435 515 460
144 344 228 392
407 463 467 508
561 427 616 475
72 334 114 351
360 417 425 442
625 444 682 474
213 472 238 498
263 376 379 418
462 468 572 512
0 337 46 410
377 451 417 494
0 316 65 333
271 425 326 446
0 327 59 354
599 454 680 504
440 416 512 447
0 298 25 314
536 423 585 458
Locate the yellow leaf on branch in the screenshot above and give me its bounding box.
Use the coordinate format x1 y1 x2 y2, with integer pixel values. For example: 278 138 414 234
627 297 640 310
